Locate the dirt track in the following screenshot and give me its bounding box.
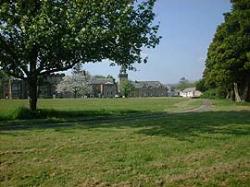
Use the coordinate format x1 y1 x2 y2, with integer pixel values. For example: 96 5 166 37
183 99 212 113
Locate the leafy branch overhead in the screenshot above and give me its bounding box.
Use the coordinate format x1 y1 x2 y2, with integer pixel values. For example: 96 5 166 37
0 0 160 110
0 0 160 78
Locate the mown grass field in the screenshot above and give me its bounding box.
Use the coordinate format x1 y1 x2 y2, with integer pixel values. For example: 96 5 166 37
0 98 250 186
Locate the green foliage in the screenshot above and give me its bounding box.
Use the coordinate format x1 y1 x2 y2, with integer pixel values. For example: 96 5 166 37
175 77 196 90
196 79 207 92
200 89 222 99
119 80 135 97
202 0 250 101
0 0 160 110
0 70 7 79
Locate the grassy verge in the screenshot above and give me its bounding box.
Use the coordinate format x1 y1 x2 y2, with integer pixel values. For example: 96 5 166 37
0 98 250 186
0 98 200 120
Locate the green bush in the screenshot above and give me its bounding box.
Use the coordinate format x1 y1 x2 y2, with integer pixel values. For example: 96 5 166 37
201 89 222 99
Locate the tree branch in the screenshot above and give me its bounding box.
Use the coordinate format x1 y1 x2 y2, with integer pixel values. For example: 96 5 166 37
40 63 76 76
5 70 25 80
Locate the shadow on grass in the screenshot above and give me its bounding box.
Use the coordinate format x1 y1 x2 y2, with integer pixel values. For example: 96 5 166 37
0 109 250 140
135 111 250 141
0 107 143 121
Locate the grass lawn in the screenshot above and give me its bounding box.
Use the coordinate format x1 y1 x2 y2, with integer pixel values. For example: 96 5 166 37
0 98 250 186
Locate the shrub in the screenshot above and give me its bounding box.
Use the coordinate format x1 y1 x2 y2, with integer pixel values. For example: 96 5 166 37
201 89 222 99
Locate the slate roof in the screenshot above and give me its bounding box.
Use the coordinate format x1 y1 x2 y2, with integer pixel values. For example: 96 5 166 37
131 81 164 89
89 77 115 85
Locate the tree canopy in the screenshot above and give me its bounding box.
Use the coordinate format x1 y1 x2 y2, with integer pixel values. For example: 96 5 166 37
202 0 250 101
175 77 196 91
0 0 160 110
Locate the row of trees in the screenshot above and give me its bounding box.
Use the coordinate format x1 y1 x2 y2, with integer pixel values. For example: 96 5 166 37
199 0 250 102
0 0 160 110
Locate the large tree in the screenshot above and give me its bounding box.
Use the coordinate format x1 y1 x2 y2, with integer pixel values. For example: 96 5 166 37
0 0 160 110
202 0 250 101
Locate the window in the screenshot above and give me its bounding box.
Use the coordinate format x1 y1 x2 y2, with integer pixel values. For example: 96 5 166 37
12 83 20 91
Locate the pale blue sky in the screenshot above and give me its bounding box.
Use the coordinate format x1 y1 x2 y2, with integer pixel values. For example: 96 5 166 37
81 0 232 84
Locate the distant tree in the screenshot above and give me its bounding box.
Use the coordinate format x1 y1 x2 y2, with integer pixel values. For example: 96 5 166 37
0 0 160 110
176 77 196 90
170 86 176 92
56 69 92 98
107 75 115 80
72 63 83 75
179 77 188 84
202 0 250 102
120 80 135 97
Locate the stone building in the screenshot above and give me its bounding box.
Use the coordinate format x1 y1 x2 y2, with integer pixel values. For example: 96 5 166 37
1 74 64 99
129 81 168 97
1 69 168 99
118 68 168 97
2 79 28 99
89 77 118 98
39 74 64 98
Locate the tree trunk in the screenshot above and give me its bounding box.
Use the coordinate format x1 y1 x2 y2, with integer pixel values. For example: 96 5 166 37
27 53 39 110
229 90 235 101
74 88 77 99
247 87 250 102
8 79 12 99
226 90 231 99
233 82 242 102
241 75 250 102
28 77 38 111
241 82 249 102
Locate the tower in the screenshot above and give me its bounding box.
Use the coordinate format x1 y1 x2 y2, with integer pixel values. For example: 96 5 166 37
118 66 128 95
118 66 128 83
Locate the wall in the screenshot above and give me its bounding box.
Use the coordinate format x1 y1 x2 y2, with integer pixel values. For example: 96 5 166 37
130 87 168 97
